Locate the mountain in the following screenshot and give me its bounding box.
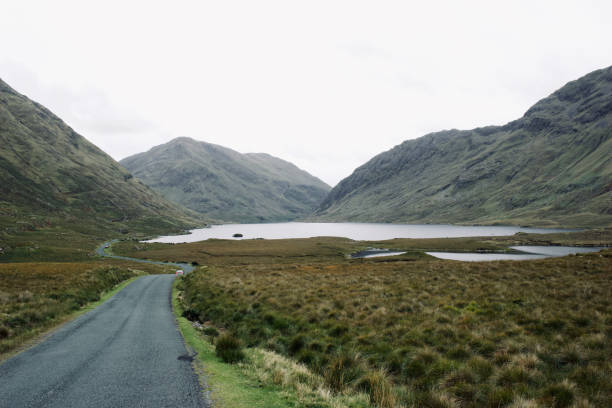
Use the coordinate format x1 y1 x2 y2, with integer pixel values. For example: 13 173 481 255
314 66 612 228
120 137 331 222
0 78 203 237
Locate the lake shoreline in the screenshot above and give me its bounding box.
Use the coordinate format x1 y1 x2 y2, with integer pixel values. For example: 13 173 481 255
145 222 578 244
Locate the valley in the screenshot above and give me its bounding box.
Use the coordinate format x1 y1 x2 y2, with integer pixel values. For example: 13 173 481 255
0 59 610 408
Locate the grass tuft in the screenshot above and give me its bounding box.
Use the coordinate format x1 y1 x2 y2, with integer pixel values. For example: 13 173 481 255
215 334 245 363
355 369 396 408
543 380 576 408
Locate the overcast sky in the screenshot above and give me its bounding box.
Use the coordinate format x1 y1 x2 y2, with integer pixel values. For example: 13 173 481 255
2 1 611 186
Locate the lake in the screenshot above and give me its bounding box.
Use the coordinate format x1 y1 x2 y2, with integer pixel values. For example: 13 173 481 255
147 222 575 243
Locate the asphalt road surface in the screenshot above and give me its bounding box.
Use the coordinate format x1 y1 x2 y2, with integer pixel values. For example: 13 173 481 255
0 275 207 408
95 241 195 273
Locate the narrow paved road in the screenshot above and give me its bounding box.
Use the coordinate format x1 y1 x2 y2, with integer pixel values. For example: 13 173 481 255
0 274 206 407
95 240 195 273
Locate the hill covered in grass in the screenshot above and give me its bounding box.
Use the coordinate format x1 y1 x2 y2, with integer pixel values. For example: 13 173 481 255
120 137 331 223
314 66 612 228
0 78 203 241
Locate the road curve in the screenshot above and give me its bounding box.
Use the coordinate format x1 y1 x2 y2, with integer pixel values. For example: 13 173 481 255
0 274 207 408
95 241 195 273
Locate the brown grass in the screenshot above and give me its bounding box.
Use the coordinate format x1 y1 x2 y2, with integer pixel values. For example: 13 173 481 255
114 236 363 265
144 234 612 407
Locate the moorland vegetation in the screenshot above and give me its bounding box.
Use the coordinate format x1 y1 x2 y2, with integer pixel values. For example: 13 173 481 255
117 232 612 407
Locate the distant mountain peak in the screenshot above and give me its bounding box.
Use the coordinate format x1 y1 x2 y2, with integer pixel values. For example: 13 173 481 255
121 138 330 223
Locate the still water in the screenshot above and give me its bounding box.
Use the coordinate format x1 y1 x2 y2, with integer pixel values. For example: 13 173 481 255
147 222 574 243
426 252 549 261
426 246 603 262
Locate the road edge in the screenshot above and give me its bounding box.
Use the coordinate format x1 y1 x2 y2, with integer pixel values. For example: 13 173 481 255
0 275 142 364
171 279 298 408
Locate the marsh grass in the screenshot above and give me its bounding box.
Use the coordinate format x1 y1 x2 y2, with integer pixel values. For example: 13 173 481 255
173 279 372 408
161 234 612 407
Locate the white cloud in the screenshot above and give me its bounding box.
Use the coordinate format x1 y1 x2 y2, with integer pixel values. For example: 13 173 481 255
1 0 611 186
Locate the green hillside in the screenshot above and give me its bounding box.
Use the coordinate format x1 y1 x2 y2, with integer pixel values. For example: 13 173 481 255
314 66 612 228
120 137 331 223
0 78 203 242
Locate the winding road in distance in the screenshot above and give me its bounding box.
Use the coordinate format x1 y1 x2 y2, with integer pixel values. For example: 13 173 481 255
0 242 206 408
94 240 195 273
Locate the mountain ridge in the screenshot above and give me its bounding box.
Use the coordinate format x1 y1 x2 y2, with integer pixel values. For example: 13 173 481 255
0 78 203 237
313 66 612 228
120 137 330 223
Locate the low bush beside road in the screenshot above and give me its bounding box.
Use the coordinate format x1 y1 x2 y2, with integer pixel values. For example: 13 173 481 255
215 333 246 363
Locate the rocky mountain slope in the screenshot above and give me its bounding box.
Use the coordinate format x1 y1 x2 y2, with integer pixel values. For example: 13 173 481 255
314 66 612 227
120 137 330 222
0 78 203 237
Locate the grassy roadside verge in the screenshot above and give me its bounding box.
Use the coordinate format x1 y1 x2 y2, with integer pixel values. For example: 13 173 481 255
0 271 143 362
172 278 294 408
172 278 372 408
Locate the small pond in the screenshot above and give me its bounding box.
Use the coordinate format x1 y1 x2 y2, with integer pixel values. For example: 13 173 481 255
426 246 604 262
350 249 407 258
